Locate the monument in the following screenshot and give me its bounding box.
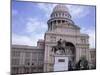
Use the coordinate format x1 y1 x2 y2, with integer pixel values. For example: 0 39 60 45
51 39 75 71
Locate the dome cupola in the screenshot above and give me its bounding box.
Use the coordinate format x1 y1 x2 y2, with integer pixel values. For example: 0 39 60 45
50 4 71 19
53 4 69 12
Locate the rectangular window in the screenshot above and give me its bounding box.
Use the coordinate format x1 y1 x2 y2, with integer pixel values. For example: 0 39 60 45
58 59 65 62
12 59 19 65
81 38 86 44
25 52 30 57
12 51 20 57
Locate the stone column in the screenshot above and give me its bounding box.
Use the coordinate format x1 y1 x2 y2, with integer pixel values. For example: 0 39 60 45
75 46 81 62
44 45 51 72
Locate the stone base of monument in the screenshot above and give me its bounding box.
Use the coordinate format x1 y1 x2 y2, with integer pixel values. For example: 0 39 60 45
53 55 69 71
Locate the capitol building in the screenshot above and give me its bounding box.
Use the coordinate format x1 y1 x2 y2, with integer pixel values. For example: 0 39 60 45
11 4 96 75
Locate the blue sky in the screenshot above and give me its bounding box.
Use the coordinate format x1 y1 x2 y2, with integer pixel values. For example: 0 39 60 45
12 0 96 48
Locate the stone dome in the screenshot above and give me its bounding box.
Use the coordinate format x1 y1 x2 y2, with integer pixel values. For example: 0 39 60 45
53 4 69 12
47 4 75 31
50 4 71 19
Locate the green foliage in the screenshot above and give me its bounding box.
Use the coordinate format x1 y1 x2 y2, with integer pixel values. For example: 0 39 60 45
75 56 89 70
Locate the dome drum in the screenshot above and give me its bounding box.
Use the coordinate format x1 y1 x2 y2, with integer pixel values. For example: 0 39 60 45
47 18 74 25
50 11 71 19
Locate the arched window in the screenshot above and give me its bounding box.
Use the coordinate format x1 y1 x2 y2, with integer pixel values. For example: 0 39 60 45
62 20 65 23
63 13 65 16
56 13 58 17
58 20 61 24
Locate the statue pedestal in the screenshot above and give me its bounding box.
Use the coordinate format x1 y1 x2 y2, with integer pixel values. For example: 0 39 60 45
53 55 69 71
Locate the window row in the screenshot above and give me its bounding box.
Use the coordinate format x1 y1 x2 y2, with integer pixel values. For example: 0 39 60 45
51 12 71 18
81 38 88 44
12 59 20 65
12 51 20 57
49 20 69 25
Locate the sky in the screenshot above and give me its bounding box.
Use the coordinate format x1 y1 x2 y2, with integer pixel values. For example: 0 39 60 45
12 0 96 48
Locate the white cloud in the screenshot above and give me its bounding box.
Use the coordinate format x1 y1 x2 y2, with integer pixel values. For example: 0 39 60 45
12 4 50 46
12 33 34 46
25 17 47 33
81 28 95 48
12 33 44 46
67 5 89 19
37 3 56 18
12 17 46 46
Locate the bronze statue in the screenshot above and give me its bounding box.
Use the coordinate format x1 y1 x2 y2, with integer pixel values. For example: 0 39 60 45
52 39 65 55
57 39 62 46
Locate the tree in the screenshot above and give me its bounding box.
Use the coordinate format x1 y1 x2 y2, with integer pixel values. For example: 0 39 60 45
75 56 89 70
